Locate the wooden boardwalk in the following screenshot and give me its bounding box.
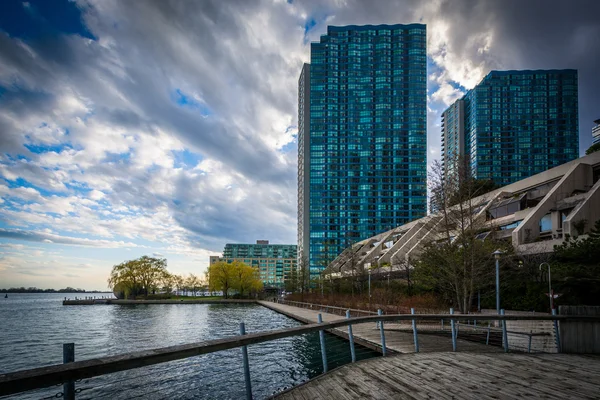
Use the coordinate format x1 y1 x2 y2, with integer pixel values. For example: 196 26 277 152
259 301 501 354
273 352 600 399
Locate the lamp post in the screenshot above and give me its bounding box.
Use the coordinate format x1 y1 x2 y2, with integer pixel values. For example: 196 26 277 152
493 250 504 314
368 269 372 302
539 262 553 311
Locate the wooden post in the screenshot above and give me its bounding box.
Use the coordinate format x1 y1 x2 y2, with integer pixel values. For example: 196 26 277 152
63 343 74 400
239 323 253 400
318 314 328 373
501 309 509 352
552 309 561 353
346 310 356 362
378 309 387 357
411 308 419 353
450 308 457 352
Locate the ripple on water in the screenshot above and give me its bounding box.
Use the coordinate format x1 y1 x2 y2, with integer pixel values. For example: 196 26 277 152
1 294 379 399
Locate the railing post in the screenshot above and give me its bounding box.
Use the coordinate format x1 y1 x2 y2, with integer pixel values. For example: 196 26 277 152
240 322 253 400
450 308 457 352
501 309 509 352
63 343 75 400
346 310 356 362
552 309 561 353
528 333 533 353
411 308 419 353
318 314 328 373
378 309 387 357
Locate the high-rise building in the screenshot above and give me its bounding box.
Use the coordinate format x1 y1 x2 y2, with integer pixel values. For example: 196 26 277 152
442 70 579 186
210 240 297 288
593 119 600 145
298 24 428 279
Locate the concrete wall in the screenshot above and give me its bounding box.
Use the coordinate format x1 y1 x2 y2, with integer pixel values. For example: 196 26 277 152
513 162 594 246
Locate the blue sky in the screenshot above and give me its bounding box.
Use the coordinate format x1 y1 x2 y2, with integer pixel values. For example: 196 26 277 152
1 0 599 289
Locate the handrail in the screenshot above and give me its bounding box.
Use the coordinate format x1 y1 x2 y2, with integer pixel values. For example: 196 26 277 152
278 299 378 315
1 313 599 396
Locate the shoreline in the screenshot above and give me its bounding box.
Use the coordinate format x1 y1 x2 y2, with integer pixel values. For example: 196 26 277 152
63 299 258 305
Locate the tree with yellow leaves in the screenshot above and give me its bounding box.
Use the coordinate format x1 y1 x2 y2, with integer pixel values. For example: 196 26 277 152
208 261 262 298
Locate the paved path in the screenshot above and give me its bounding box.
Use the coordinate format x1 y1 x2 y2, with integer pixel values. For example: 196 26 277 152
273 352 600 399
259 301 501 354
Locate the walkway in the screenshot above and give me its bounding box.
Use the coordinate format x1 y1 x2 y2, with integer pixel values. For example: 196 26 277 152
273 352 600 399
259 301 501 354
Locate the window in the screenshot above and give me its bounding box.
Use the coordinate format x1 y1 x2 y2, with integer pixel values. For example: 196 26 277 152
539 214 552 232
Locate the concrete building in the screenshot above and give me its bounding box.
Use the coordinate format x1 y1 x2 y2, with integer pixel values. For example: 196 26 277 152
442 70 579 186
210 241 297 288
298 24 428 280
593 119 600 145
330 152 600 274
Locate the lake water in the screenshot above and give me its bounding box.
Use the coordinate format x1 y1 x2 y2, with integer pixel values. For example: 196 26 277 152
0 293 378 399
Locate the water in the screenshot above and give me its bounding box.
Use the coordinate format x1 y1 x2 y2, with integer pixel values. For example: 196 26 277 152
0 293 379 399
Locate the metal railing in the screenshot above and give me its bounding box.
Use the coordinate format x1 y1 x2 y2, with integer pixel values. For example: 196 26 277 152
1 311 598 399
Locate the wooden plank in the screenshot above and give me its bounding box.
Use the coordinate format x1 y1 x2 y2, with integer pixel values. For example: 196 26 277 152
274 353 600 400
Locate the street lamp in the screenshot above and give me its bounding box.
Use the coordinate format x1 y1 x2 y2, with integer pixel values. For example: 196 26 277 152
492 250 504 314
539 262 553 311
368 269 372 301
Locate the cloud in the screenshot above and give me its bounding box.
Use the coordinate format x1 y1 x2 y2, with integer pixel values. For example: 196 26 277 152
0 0 599 289
0 228 143 248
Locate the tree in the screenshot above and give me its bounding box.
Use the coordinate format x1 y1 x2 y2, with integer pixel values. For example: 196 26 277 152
586 143 600 155
208 261 237 299
172 274 185 296
297 254 310 300
108 256 168 299
186 274 201 296
414 158 514 312
550 219 600 306
233 262 263 297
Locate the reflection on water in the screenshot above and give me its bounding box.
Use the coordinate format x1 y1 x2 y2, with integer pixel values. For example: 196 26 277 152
1 294 379 399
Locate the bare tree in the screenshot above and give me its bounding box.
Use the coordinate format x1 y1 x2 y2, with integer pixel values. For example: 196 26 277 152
415 157 512 313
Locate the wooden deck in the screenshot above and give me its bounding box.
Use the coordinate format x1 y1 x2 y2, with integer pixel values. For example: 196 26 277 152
273 352 600 399
259 301 502 354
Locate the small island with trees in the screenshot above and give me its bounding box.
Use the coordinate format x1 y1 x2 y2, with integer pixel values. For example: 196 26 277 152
107 256 262 300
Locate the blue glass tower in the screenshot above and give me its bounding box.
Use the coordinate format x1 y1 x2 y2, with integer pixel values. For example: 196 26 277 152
442 70 579 186
298 24 427 278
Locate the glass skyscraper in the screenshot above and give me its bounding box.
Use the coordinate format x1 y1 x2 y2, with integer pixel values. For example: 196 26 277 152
442 70 579 186
298 24 427 278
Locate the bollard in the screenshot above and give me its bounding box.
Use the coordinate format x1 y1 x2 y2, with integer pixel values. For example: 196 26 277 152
441 318 444 331
378 309 387 357
552 309 561 353
486 322 491 345
411 308 419 353
346 310 356 362
240 323 253 400
528 333 533 353
450 308 457 352
501 309 509 352
63 343 75 400
318 314 328 373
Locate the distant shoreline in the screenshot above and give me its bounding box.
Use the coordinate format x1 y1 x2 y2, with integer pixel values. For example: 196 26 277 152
63 299 257 305
1 289 111 293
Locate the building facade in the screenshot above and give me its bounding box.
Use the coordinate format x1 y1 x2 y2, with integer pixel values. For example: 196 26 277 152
331 151 600 274
442 70 579 186
210 241 297 288
298 24 428 279
593 119 600 145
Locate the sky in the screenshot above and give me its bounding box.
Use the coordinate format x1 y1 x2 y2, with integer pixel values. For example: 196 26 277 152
0 0 599 290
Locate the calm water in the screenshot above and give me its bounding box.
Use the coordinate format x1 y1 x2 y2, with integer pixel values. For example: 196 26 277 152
0 293 378 399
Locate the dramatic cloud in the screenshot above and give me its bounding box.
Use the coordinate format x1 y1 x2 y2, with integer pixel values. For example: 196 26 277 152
0 0 599 289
